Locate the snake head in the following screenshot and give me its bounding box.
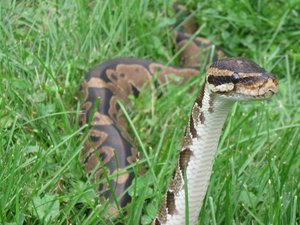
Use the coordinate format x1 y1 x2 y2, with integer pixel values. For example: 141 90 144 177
206 57 278 100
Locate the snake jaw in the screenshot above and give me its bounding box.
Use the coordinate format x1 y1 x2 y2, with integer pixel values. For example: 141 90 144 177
234 73 279 100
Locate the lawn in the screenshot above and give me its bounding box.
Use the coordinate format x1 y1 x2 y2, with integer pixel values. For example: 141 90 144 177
0 0 299 225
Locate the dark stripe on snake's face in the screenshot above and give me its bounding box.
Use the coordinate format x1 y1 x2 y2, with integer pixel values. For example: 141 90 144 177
207 75 232 85
207 74 273 86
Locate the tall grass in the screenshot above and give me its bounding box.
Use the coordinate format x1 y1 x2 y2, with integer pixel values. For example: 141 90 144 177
0 0 299 224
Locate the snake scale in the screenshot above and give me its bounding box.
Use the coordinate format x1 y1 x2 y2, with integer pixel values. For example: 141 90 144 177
79 6 278 225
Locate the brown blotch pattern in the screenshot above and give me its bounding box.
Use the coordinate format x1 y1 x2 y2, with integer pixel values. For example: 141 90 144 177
81 80 89 102
127 147 138 164
189 115 197 138
192 103 201 124
79 113 87 126
149 63 199 84
154 219 161 225
176 39 202 68
208 93 215 113
83 130 108 157
169 164 183 194
88 77 108 88
166 191 177 215
78 14 221 222
195 83 206 108
179 148 193 177
112 168 130 184
199 111 205 124
92 112 113 125
107 204 119 218
84 145 115 173
79 101 92 126
94 166 111 184
81 101 92 112
182 133 192 147
106 64 152 98
99 146 116 165
155 197 168 224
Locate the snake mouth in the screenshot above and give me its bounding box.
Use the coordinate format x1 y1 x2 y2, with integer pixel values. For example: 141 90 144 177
241 86 278 100
256 77 279 99
256 89 277 99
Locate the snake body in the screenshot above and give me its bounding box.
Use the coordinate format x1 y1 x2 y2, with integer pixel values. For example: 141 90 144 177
79 12 278 225
152 58 278 225
80 56 199 212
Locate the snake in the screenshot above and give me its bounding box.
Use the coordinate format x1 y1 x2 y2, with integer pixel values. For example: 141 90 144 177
79 7 279 225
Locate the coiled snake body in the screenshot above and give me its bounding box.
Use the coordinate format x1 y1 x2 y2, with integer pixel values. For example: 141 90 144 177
79 15 278 225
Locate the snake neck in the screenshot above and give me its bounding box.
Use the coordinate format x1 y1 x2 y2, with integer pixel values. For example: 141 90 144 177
155 82 234 225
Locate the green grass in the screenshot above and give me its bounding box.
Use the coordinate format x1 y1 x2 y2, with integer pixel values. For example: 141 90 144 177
0 0 299 224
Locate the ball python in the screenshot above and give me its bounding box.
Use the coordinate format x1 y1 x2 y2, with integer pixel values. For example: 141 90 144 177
79 11 279 225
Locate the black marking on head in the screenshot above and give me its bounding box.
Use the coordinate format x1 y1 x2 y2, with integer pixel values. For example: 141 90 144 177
210 57 266 73
207 75 232 85
208 73 269 86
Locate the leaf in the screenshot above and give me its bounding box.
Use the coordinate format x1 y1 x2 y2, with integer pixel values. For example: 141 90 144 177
128 172 155 198
146 203 157 219
4 213 25 225
141 214 153 225
157 17 176 28
239 190 257 208
30 92 47 103
30 194 59 222
0 114 14 128
36 103 56 116
11 80 30 91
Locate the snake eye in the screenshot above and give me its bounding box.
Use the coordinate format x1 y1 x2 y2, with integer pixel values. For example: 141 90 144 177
231 72 240 84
